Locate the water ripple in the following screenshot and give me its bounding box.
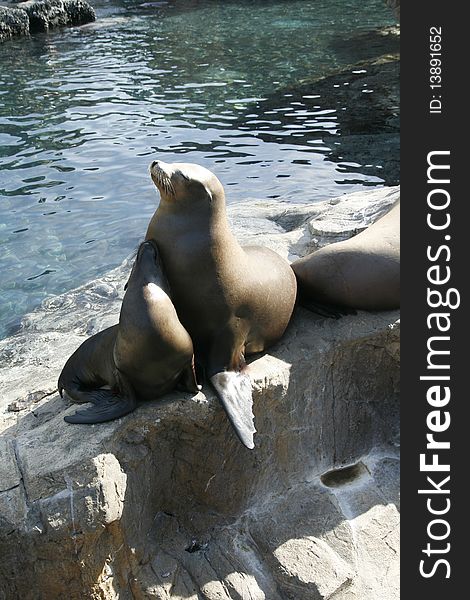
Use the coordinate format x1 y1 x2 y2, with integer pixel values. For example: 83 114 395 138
0 0 397 338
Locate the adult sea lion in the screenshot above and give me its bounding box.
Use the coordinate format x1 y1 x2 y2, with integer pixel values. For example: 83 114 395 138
146 160 297 449
58 240 199 423
292 201 400 311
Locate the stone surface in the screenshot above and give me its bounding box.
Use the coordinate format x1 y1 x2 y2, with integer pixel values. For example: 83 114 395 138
0 187 400 599
0 4 29 41
21 0 95 33
230 185 399 259
385 0 400 20
0 0 94 42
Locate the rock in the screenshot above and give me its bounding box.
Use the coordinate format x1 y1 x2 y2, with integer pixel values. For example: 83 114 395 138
385 0 400 20
0 0 95 42
21 0 95 33
62 0 94 25
329 25 400 65
7 388 55 412
0 187 400 599
21 0 69 32
312 56 400 185
0 5 29 42
229 185 400 259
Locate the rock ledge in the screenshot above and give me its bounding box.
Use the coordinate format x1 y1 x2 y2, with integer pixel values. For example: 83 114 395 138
0 187 400 599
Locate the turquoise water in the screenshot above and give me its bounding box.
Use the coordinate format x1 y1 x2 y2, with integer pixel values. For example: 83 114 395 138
0 0 397 338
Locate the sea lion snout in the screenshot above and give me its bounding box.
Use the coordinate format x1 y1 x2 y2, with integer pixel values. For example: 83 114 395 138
149 158 170 175
149 159 176 198
123 240 162 291
137 239 159 261
150 159 166 173
134 240 164 283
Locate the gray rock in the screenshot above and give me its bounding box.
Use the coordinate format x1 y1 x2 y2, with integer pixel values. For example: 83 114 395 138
0 0 95 42
0 187 400 599
21 0 69 32
229 185 400 260
385 0 400 20
21 0 95 33
0 5 29 41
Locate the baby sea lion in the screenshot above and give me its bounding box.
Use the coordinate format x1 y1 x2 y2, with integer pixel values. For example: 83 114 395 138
292 201 400 311
146 160 297 449
58 240 199 424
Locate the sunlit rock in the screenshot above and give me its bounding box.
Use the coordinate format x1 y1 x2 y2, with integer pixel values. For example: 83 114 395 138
0 187 400 599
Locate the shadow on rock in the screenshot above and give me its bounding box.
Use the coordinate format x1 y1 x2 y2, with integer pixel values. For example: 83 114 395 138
232 26 400 187
328 25 400 64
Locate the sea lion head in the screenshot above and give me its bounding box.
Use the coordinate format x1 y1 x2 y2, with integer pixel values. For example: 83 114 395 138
149 160 225 207
124 239 168 292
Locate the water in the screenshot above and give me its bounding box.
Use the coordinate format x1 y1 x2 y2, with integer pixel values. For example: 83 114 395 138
0 0 397 339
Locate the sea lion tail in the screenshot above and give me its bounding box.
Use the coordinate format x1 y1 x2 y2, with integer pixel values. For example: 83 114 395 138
210 371 256 450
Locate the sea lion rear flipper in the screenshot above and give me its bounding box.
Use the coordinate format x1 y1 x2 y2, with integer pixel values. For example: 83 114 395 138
210 371 256 450
64 370 137 424
61 385 115 405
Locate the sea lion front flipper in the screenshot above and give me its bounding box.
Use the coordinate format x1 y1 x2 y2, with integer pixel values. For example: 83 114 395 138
210 371 256 450
64 370 137 424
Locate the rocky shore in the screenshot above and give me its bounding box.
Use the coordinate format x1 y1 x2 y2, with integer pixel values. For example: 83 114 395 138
0 0 95 42
0 186 400 599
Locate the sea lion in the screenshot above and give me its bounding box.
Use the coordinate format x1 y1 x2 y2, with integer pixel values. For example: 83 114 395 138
58 240 199 424
292 201 400 311
146 160 297 449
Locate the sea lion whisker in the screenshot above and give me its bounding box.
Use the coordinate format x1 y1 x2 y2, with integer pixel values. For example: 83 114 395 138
151 167 175 198
162 177 175 198
167 181 176 197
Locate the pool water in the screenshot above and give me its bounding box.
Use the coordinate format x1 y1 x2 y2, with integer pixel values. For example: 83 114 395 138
0 0 397 339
